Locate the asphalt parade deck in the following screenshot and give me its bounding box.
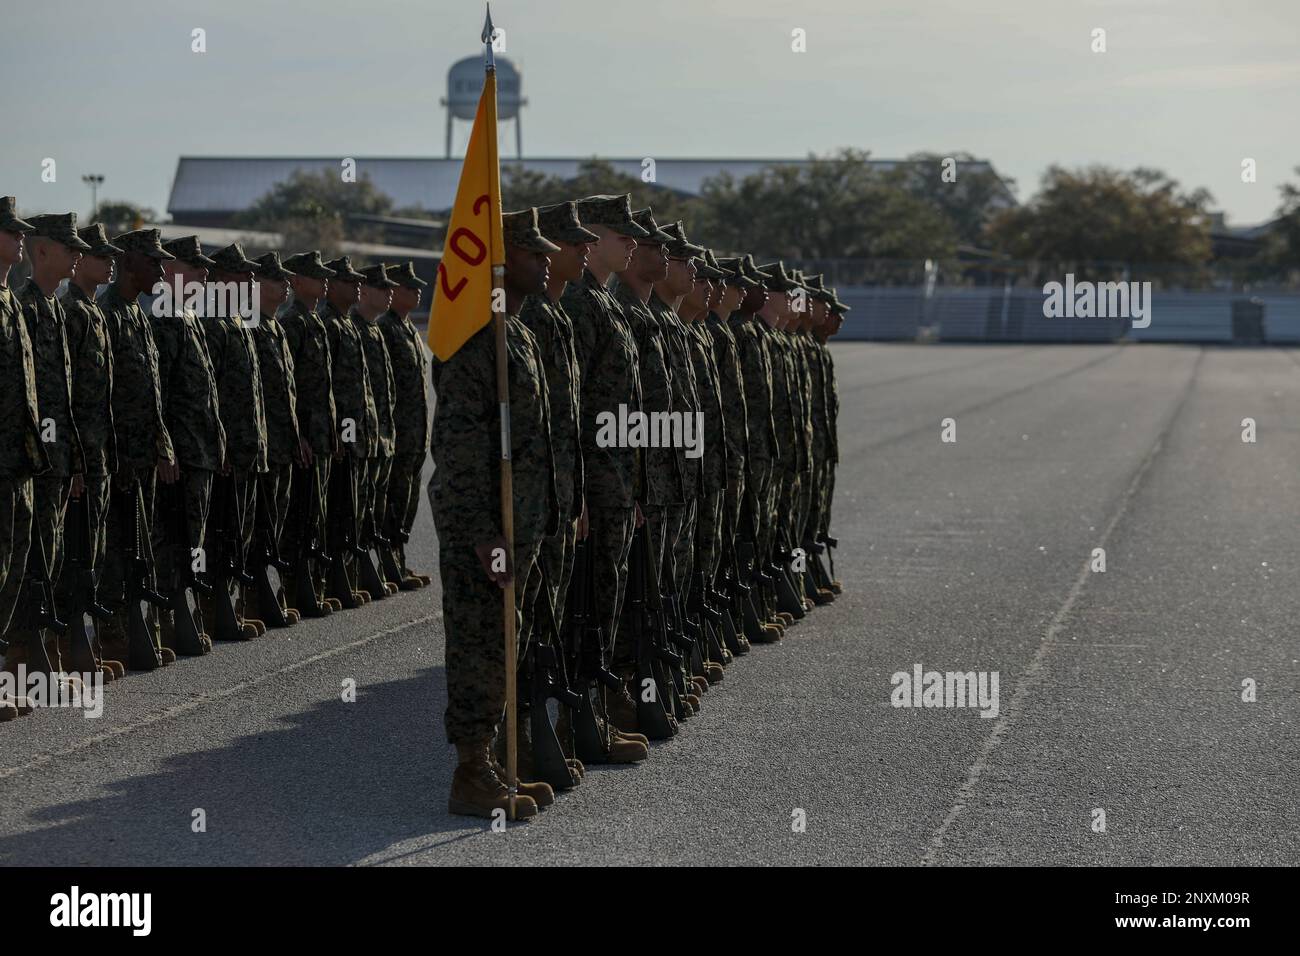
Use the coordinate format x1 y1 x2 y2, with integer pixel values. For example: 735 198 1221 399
1 343 1296 866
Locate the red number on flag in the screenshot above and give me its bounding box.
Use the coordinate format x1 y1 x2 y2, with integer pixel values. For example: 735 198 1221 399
438 262 467 301
449 227 487 267
437 195 492 303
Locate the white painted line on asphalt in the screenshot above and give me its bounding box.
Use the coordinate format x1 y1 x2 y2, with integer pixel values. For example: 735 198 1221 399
0 614 440 782
920 349 1203 865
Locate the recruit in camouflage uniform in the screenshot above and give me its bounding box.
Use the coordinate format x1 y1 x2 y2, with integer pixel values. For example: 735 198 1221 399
558 194 648 763
202 243 269 639
248 251 303 625
0 198 49 719
429 206 561 819
57 223 125 678
643 216 714 694
673 236 734 663
144 236 226 655
278 251 338 616
661 222 731 678
378 261 432 590
609 208 699 725
724 255 786 639
354 263 400 597
321 256 377 607
518 202 592 652
98 228 177 667
3 214 89 689
704 251 757 648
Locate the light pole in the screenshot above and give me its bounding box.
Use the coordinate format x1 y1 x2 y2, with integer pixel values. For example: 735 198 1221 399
82 174 104 220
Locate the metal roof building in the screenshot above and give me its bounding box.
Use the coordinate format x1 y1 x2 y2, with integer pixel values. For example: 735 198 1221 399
167 156 1014 226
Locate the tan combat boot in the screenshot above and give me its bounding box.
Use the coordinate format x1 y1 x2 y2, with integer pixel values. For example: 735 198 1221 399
448 741 539 820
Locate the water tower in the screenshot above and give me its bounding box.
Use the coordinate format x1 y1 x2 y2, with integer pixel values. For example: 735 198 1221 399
442 55 525 158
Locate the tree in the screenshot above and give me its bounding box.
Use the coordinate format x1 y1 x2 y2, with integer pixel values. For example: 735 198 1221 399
696 149 959 267
94 201 157 234
985 165 1213 282
502 159 702 229
890 151 1016 248
235 169 394 256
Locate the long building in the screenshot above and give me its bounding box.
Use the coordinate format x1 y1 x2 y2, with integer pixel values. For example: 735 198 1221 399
166 155 1015 227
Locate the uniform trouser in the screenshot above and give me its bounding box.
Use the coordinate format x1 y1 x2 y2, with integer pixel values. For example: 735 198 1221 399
821 461 837 539
440 535 539 745
331 454 362 590
586 505 635 677
0 477 34 638
385 448 424 573
227 470 258 618
523 517 578 646
613 503 668 676
360 455 391 545
672 500 694 597
263 461 292 555
802 458 826 548
696 488 724 589
4 475 70 668
101 466 156 616
153 468 212 591
282 454 331 600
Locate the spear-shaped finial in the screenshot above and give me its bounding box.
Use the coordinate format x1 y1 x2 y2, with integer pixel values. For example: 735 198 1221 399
482 3 497 71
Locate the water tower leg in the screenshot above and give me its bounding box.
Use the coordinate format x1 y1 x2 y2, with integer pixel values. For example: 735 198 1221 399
446 112 453 159
516 115 522 159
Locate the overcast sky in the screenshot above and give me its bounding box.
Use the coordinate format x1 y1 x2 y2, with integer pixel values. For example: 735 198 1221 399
2 0 1297 226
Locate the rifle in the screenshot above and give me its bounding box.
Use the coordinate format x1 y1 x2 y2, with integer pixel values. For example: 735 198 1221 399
525 564 583 791
354 474 392 602
121 480 167 670
208 472 255 641
63 491 113 676
565 539 625 763
158 477 213 656
249 474 291 628
628 525 680 738
376 507 405 586
325 456 365 609
290 463 331 617
736 477 780 642
20 535 67 677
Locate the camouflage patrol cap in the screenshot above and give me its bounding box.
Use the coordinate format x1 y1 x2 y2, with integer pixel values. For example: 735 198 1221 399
209 242 260 274
359 263 399 288
692 255 726 279
828 292 851 314
323 256 366 282
253 251 295 282
757 260 798 292
384 261 427 289
803 272 837 303
115 229 176 261
27 213 93 252
574 194 650 238
0 197 35 234
502 208 562 253
715 256 757 289
282 251 336 280
536 201 600 245
630 208 674 245
77 224 124 258
162 235 216 268
660 221 705 259
740 255 771 283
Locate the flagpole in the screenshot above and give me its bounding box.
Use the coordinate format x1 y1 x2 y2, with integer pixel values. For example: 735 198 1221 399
482 5 517 822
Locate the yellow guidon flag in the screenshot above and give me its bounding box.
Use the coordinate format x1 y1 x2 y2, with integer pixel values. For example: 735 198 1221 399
427 65 505 360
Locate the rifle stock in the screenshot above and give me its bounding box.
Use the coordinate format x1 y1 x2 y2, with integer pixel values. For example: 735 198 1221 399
123 480 165 670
